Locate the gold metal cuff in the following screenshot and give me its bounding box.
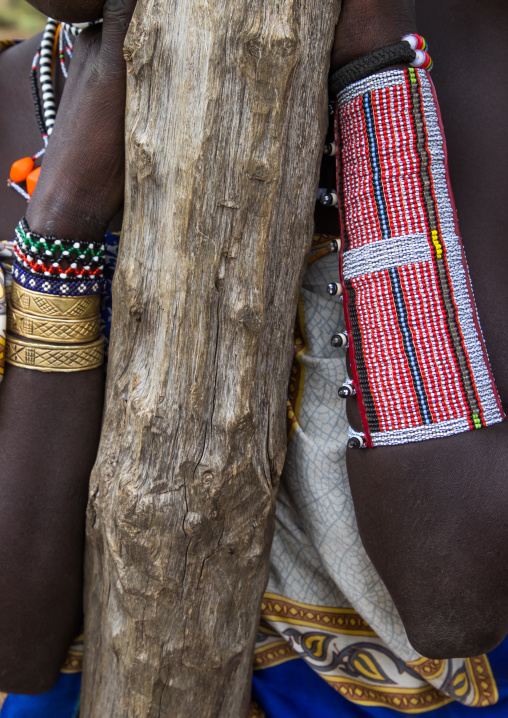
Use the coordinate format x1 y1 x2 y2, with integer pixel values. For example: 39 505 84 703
8 307 101 344
10 281 100 320
5 335 104 372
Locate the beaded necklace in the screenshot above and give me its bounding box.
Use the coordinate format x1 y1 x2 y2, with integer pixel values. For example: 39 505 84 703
7 18 98 202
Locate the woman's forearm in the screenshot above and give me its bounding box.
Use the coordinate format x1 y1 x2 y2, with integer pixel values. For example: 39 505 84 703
0 364 103 693
0 175 106 695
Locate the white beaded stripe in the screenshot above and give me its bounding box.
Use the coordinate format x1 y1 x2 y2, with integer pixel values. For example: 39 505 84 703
337 70 409 106
416 72 503 423
438 233 502 422
370 410 502 446
342 232 432 279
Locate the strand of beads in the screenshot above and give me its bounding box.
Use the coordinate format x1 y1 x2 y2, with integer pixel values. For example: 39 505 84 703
6 18 102 201
403 34 433 71
38 18 59 138
7 19 59 199
14 218 105 283
58 23 76 78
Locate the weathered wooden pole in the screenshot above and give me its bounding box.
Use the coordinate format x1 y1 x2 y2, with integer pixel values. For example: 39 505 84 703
81 0 340 714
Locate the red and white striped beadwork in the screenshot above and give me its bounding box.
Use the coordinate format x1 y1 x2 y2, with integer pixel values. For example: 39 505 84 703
335 68 504 447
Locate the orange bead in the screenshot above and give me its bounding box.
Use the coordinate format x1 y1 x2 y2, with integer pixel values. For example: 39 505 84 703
10 157 35 184
26 166 41 196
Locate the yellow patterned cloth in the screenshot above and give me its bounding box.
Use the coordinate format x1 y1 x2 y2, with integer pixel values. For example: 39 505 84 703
0 242 18 381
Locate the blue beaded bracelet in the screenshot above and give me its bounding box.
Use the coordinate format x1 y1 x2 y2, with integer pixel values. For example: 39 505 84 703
13 263 104 296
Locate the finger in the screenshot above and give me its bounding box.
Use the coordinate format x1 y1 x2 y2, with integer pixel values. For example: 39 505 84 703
101 0 138 54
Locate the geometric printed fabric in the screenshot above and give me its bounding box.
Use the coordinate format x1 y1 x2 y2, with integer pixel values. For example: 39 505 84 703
336 69 504 446
252 594 501 715
251 634 508 717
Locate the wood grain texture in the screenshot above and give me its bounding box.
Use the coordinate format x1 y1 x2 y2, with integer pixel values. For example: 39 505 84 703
81 0 340 715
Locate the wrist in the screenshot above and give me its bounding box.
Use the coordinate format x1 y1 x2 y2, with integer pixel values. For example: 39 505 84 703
26 192 109 245
25 156 123 243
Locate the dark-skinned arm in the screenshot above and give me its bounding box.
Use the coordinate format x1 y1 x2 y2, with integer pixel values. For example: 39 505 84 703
0 0 136 693
331 0 508 659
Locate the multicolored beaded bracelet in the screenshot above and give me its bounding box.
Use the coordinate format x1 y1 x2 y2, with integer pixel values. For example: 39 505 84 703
15 218 105 262
14 218 104 280
13 263 104 296
14 218 104 283
329 34 433 98
13 246 104 279
334 67 504 447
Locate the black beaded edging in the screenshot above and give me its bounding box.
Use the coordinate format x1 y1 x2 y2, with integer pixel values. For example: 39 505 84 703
329 41 416 97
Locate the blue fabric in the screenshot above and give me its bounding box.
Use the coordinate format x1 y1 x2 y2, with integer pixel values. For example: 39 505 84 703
252 637 508 717
100 231 119 344
483 638 508 715
1 674 81 718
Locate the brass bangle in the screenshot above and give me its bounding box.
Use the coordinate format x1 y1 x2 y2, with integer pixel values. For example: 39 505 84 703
5 335 104 372
8 307 101 344
10 281 100 320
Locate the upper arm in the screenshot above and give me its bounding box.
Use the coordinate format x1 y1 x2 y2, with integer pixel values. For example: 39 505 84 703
343 0 508 658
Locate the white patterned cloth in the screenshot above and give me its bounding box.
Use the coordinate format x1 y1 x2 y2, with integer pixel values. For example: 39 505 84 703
267 248 418 661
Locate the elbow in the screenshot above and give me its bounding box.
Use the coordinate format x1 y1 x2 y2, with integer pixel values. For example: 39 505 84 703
404 619 507 660
0 659 62 696
0 627 73 695
397 591 508 659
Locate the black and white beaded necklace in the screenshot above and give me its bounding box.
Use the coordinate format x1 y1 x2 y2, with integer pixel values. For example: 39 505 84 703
8 17 99 201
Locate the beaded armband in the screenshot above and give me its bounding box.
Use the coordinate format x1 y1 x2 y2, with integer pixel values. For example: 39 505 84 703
335 68 504 447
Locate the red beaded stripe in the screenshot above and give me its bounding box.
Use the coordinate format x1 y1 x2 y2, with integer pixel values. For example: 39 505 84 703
354 270 422 431
340 95 381 249
398 263 469 423
14 245 103 279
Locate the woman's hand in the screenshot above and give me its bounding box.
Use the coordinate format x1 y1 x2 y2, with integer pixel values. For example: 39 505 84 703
331 0 416 71
26 0 138 243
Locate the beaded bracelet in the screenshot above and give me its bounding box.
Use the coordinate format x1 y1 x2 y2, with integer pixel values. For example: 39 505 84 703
12 218 105 296
14 246 104 279
13 263 104 296
14 218 105 279
334 68 504 447
329 34 432 97
15 221 105 262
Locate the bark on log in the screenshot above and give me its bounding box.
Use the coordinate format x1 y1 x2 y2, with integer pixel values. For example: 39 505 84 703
81 0 340 714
